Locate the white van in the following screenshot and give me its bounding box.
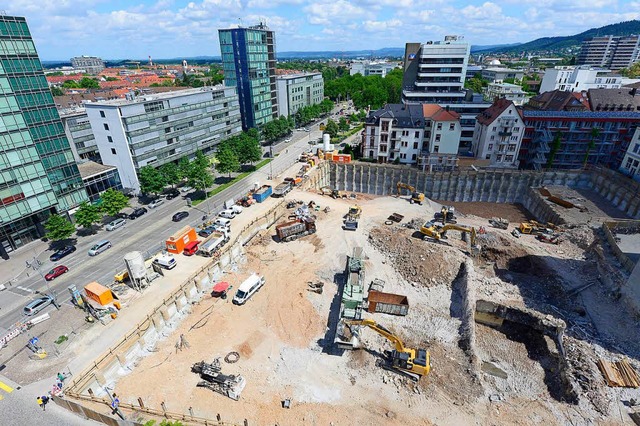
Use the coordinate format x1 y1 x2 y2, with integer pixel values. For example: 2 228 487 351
232 273 265 305
218 209 237 219
153 253 177 270
213 217 231 229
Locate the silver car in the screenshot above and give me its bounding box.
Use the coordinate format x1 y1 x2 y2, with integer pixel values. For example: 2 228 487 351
148 198 165 209
88 240 111 256
24 295 54 316
106 218 126 231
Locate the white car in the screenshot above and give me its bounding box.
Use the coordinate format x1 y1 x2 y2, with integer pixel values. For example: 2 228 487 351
180 186 193 193
106 218 126 231
230 205 243 214
284 138 291 143
148 198 164 209
218 209 237 219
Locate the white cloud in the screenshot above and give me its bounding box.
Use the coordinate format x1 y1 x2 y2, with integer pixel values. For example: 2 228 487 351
304 0 371 25
361 19 402 32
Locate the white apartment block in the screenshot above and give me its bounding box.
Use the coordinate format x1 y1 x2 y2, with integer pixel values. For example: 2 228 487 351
85 86 242 193
276 72 324 117
60 108 100 163
481 68 524 83
484 82 529 106
620 127 640 182
472 98 524 168
350 61 397 78
540 66 622 93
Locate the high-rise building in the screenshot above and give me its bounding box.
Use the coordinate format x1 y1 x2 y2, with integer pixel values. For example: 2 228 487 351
218 23 277 129
577 36 640 70
0 15 87 258
276 72 324 117
70 56 105 75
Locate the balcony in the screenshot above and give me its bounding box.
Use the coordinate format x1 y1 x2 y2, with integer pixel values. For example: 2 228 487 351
498 131 512 137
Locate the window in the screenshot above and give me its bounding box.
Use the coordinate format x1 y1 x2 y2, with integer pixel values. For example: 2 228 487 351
435 134 441 142
508 144 516 152
103 123 109 130
111 148 116 155
412 154 417 160
413 142 418 149
490 135 495 141
634 144 640 154
369 150 373 158
485 154 491 159
492 126 496 131
488 144 493 150
107 136 113 143
402 130 409 136
496 155 503 162
415 131 420 138
433 145 439 153
449 123 455 131
381 121 389 132
437 123 442 130
99 111 105 118
506 155 514 161
513 127 520 131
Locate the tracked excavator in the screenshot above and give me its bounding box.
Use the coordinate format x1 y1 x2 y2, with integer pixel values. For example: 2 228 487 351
420 221 477 246
433 205 457 224
396 182 425 205
342 319 430 381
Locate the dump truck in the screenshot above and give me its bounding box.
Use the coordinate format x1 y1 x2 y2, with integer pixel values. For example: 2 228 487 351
489 217 509 229
284 177 303 187
197 229 230 257
272 182 292 197
276 217 316 242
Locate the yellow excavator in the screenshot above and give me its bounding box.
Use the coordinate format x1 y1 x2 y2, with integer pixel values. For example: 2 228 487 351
420 221 477 246
396 182 425 205
343 319 430 381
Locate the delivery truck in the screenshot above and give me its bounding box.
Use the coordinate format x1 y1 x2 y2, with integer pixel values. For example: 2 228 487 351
197 228 230 257
275 217 316 242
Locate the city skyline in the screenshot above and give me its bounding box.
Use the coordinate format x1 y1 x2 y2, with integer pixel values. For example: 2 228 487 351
5 0 640 61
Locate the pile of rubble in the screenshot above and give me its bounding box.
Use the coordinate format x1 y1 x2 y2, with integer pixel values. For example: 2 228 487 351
562 225 597 250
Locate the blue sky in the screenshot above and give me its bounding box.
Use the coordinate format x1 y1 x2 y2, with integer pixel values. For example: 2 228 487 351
7 0 640 60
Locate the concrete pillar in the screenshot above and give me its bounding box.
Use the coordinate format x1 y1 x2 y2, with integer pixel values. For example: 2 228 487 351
94 371 106 387
159 306 170 322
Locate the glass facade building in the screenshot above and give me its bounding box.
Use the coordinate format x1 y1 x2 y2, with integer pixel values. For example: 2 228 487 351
0 16 87 258
219 23 278 130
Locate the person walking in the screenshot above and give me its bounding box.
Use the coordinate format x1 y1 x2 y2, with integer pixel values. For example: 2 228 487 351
42 395 50 410
37 396 44 411
110 393 120 415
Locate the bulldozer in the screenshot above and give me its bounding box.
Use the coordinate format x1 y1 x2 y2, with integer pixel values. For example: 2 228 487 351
433 205 457 224
342 319 430 381
420 221 477 246
396 182 425 205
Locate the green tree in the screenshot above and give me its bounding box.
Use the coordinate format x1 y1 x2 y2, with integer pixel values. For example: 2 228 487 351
44 214 76 241
50 86 64 96
325 119 339 138
547 132 563 169
100 188 129 217
237 134 263 164
188 161 214 191
62 80 80 89
177 156 191 181
138 166 166 195
338 117 350 132
584 127 601 167
464 73 489 93
215 143 240 177
74 201 101 230
79 77 100 89
159 162 180 187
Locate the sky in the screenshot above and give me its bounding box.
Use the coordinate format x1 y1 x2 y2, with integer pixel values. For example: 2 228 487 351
6 0 640 61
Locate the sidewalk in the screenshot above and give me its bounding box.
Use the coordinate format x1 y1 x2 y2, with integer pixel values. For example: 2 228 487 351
1 239 51 287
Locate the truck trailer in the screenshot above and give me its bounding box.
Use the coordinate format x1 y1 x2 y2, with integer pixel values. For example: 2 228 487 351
272 182 292 197
276 218 316 242
252 185 272 203
197 229 230 257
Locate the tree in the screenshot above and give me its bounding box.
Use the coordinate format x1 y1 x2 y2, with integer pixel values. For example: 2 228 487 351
100 188 129 217
74 201 101 230
338 117 350 132
584 127 601 167
159 162 180 187
79 77 100 89
50 86 64 96
325 119 339 138
62 80 80 89
546 132 563 169
138 166 166 195
215 143 240 177
188 161 214 191
44 214 75 241
236 134 263 164
177 156 191 181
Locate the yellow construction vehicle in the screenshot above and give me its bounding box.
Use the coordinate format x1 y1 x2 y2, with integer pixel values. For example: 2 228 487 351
434 205 457 224
396 182 425 205
348 205 362 219
343 319 430 381
420 221 477 246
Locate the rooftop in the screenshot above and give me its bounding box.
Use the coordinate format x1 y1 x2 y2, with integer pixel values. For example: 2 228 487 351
77 161 117 180
366 104 425 128
275 72 322 80
422 104 460 121
85 85 228 107
588 88 640 112
476 98 520 126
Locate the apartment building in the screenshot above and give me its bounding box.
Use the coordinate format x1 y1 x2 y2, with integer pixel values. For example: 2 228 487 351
70 56 105 75
402 36 491 153
0 15 87 258
219 23 277 129
620 127 640 181
472 98 525 168
484 83 529 106
540 66 622 93
577 35 640 70
60 108 100 162
419 105 461 171
350 61 397 78
85 86 242 193
480 68 524 83
276 72 324 117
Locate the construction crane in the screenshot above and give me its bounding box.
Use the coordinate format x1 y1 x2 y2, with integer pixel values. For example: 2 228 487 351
343 319 430 381
420 221 477 246
396 182 425 205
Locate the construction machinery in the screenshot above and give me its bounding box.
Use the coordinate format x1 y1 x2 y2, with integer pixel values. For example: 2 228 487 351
420 221 477 246
320 186 346 199
347 205 362 219
276 217 317 242
341 319 430 381
396 182 425 205
488 217 509 230
433 205 457 224
191 359 246 401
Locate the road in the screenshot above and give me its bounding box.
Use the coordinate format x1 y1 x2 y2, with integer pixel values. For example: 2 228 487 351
0 121 327 333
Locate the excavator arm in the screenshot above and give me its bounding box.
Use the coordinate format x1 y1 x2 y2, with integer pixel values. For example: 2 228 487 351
396 182 416 196
344 319 406 353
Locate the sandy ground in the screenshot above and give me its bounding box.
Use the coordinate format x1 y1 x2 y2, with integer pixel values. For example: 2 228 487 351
110 187 640 426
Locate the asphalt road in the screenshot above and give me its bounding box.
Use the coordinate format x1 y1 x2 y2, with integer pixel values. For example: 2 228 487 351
0 120 327 333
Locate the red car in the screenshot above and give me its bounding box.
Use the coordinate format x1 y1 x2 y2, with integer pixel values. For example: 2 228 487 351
45 265 69 281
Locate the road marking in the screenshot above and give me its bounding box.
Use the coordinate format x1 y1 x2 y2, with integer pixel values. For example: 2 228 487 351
0 380 14 393
15 286 33 293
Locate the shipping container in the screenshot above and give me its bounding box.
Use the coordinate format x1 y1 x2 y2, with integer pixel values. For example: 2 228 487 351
252 185 272 203
367 290 409 316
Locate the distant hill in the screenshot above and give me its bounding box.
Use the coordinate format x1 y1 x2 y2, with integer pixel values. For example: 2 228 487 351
479 20 640 53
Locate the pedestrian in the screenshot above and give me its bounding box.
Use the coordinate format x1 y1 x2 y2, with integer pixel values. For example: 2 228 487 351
37 396 44 411
55 379 63 389
42 395 50 409
111 393 120 415
57 372 66 383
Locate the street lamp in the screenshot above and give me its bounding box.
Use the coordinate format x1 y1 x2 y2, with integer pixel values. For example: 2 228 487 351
268 144 274 180
27 256 60 309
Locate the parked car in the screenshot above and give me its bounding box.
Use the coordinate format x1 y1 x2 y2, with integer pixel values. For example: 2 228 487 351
218 209 237 219
213 218 231 229
172 211 189 222
44 265 69 281
198 226 217 238
106 218 126 231
23 295 54 316
180 186 193 193
128 207 148 219
88 240 112 256
230 205 243 215
284 138 291 143
148 198 165 209
166 189 180 200
303 127 310 132
49 245 76 262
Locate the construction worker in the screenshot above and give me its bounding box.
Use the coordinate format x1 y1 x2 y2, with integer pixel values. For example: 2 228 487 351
111 394 120 415
57 372 66 383
37 396 44 411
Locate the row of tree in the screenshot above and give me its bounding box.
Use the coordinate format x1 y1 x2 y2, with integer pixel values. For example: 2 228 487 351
261 116 294 143
323 117 351 138
324 69 403 110
216 130 263 176
138 151 214 195
294 99 334 126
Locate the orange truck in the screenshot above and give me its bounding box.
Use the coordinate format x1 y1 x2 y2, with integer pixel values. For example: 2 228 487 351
166 226 198 254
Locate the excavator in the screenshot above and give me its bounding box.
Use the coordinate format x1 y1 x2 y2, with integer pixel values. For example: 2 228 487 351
420 221 477 246
433 205 457 224
342 319 430 381
396 182 425 205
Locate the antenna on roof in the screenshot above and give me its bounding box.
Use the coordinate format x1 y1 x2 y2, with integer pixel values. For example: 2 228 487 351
238 18 243 28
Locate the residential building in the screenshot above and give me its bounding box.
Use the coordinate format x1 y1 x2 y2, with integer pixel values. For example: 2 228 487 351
85 86 242 193
472 98 525 168
218 23 277 129
419 105 461 171
481 68 524 83
276 72 324 117
465 65 483 80
350 61 397 78
577 35 640 70
539 66 622 93
70 56 105 75
77 161 122 201
484 82 529 106
60 108 100 162
620 127 640 181
402 36 491 153
0 15 87 258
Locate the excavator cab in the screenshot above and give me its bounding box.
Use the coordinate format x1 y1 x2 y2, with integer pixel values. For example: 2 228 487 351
410 192 425 205
519 223 534 234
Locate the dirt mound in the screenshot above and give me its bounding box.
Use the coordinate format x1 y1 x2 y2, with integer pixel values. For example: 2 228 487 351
562 225 597 250
368 226 466 287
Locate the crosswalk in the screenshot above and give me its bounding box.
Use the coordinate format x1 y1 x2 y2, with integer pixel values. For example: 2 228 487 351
0 379 14 400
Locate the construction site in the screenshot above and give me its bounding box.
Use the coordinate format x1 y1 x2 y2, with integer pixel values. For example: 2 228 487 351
60 161 640 425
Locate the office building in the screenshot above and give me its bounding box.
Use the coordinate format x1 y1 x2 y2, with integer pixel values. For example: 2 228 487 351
85 86 242 193
70 56 105 75
472 98 525 168
540 66 622 93
350 61 397 78
481 68 524 83
276 73 324 117
577 35 640 70
0 15 87 258
219 23 277 129
402 36 491 153
60 108 100 162
620 127 640 182
484 82 529 106
77 161 122 201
